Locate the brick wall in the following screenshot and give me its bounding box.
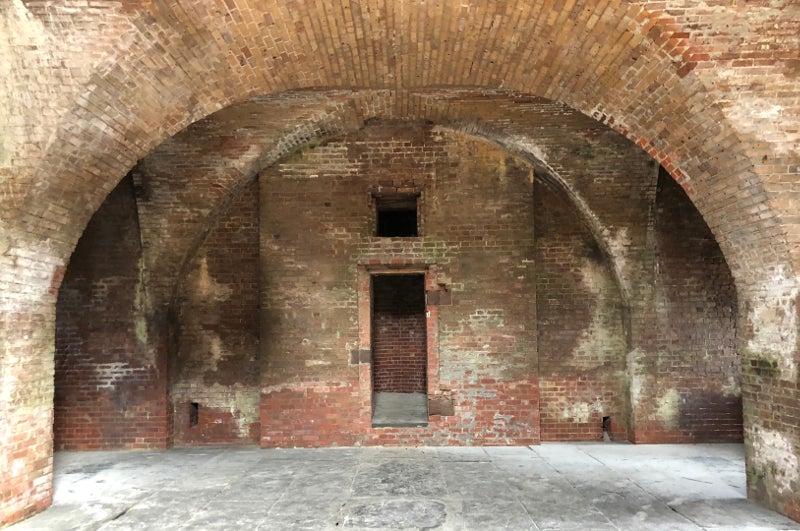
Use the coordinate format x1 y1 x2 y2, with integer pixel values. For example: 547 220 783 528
260 123 539 447
644 169 741 443
535 182 629 442
171 180 261 445
372 274 427 394
54 175 168 450
3 1 800 525
50 119 742 452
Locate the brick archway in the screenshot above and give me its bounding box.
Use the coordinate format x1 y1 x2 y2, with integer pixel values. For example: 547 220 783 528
2 1 798 524
6 2 789 278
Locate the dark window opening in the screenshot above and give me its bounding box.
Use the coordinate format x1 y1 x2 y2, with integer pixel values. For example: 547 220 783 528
376 195 418 237
189 402 199 427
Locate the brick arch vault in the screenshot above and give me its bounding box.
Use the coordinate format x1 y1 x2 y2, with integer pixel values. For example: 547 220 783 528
1 0 798 524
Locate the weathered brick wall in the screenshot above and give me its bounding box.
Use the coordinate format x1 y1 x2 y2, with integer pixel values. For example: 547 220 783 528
171 180 260 445
535 160 740 445
259 139 368 447
3 2 799 523
49 113 743 453
643 170 741 443
535 182 629 442
260 123 538 447
425 135 538 445
54 176 168 450
372 275 427 394
744 371 800 521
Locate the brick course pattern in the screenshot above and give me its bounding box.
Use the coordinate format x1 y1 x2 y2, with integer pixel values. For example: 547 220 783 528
259 124 539 447
54 176 169 451
2 1 799 525
372 275 428 394
171 180 261 446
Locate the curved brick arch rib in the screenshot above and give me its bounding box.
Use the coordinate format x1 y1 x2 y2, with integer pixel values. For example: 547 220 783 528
166 91 647 315
454 124 638 307
4 1 800 524
168 108 366 307
14 1 789 286
167 95 639 317
133 94 366 311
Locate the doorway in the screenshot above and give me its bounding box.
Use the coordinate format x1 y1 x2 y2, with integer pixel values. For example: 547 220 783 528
371 274 428 427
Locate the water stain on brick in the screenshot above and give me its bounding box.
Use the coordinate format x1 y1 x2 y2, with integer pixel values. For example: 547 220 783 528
3 0 800 524
678 390 743 442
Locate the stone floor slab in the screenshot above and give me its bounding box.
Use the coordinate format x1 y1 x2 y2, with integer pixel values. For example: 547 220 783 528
8 443 800 531
371 392 429 427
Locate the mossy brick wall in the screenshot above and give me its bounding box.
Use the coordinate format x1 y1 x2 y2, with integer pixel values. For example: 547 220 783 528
171 180 261 446
535 163 740 444
54 176 168 450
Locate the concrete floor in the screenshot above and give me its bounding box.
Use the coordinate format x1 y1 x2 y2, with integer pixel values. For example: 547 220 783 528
9 444 800 531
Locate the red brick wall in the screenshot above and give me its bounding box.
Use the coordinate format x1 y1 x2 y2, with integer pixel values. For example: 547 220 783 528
372 274 427 394
535 165 740 444
535 182 629 442
260 123 539 447
51 124 741 452
54 175 168 450
172 181 261 445
4 1 800 525
641 169 741 443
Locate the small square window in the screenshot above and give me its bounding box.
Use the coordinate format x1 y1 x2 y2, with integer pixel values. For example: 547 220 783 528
376 195 418 237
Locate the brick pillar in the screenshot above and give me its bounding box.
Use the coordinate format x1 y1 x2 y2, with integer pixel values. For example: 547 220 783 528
739 281 800 522
0 297 55 525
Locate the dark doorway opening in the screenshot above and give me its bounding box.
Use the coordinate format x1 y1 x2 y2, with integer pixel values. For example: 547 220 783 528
371 274 428 427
